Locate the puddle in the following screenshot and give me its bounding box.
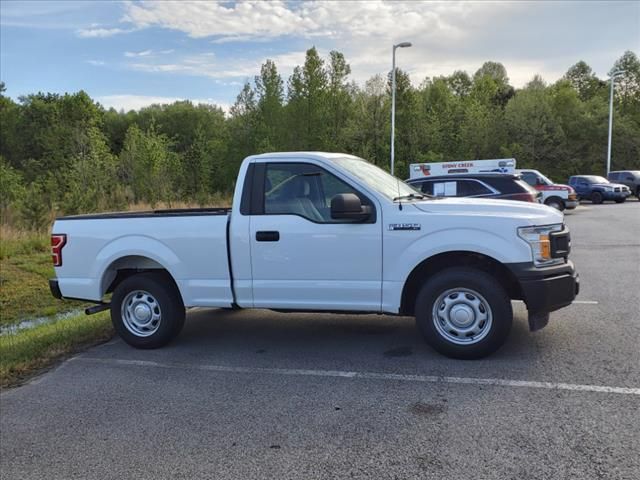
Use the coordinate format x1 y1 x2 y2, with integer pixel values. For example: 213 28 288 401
0 308 86 336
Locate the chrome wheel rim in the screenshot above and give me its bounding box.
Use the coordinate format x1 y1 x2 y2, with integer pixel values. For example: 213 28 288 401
121 290 161 337
432 288 493 345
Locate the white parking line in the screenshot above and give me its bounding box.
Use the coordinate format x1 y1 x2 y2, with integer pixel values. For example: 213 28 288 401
75 357 639 396
571 300 599 305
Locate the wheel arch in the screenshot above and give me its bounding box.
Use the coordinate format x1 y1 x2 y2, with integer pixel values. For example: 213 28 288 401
400 251 523 316
100 255 183 304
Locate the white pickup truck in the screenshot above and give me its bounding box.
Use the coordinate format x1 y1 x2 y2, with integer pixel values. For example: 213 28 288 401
50 152 579 359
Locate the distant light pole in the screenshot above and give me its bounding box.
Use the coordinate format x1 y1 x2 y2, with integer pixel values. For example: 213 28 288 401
606 70 625 176
391 41 412 176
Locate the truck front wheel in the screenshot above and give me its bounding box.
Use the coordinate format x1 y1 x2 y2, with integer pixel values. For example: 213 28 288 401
591 191 603 204
111 272 185 349
415 268 512 359
544 196 565 211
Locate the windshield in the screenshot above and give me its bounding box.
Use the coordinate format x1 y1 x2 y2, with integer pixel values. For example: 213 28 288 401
584 176 609 184
333 157 420 201
537 172 554 185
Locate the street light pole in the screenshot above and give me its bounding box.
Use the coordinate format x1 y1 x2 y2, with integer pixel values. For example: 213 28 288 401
391 41 412 176
607 70 625 176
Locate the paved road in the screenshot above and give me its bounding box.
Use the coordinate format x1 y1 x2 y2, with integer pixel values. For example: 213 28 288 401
2 200 639 480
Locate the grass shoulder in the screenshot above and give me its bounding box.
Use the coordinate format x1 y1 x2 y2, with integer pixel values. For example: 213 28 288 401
0 311 113 388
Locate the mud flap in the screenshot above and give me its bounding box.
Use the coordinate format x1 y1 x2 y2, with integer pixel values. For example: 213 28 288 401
528 312 550 332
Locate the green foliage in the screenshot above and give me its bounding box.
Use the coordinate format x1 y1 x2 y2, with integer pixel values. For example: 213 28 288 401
0 157 24 211
0 50 638 225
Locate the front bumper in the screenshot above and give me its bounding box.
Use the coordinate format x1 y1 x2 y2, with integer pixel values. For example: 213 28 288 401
602 191 631 200
507 261 579 331
565 199 579 209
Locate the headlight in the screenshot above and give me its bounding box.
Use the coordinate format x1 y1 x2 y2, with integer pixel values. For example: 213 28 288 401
518 224 564 266
602 186 613 191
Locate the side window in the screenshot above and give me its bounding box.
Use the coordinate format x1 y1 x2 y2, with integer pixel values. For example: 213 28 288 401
264 163 362 223
419 181 434 195
433 181 457 196
608 173 618 181
457 180 493 197
521 172 538 186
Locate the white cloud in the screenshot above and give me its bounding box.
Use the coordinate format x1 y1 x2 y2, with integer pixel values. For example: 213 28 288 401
124 50 153 57
114 0 638 88
86 59 105 66
77 27 133 38
122 0 318 39
126 50 308 80
96 94 230 112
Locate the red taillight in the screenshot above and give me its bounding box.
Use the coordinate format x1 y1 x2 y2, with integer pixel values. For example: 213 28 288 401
507 193 538 203
51 234 67 267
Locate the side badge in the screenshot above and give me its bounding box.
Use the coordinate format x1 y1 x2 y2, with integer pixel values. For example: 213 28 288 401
389 223 421 231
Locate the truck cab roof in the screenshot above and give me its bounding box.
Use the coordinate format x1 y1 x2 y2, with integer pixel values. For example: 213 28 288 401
247 152 361 162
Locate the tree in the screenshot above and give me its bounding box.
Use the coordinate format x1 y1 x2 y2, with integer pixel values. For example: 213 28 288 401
388 68 421 176
255 59 285 151
326 50 352 149
504 79 565 175
473 61 514 106
119 124 179 206
285 47 328 150
611 50 640 115
447 70 472 97
345 74 389 166
564 61 602 101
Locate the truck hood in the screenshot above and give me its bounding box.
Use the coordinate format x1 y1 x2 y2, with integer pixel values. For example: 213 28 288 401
592 183 628 189
411 197 563 225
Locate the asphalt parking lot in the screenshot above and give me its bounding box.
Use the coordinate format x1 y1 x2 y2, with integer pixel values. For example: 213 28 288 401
2 199 639 480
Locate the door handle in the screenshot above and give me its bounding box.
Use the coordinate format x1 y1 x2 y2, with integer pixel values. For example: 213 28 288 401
256 231 280 242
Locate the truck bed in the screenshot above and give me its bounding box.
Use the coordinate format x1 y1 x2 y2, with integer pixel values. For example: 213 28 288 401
52 209 233 307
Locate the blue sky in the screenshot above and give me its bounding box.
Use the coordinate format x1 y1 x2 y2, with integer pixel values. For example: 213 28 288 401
1 1 638 112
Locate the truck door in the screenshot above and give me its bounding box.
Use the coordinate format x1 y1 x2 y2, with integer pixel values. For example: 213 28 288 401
247 161 383 311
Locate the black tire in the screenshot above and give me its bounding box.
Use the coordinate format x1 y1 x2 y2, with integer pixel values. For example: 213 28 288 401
415 268 512 359
111 272 185 349
544 196 565 211
615 198 625 203
591 191 603 204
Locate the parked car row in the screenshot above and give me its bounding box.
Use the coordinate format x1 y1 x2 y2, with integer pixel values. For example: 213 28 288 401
408 159 637 209
407 173 541 204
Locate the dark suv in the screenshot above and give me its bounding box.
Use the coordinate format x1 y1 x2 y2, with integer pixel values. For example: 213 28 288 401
406 174 542 203
608 171 640 200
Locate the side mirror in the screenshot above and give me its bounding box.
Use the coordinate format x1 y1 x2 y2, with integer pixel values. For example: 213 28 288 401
331 193 371 221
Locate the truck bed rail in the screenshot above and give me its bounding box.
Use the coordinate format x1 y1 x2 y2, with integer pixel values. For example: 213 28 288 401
56 207 231 220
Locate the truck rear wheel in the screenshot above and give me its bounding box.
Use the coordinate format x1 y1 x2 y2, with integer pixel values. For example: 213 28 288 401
415 268 512 359
111 272 185 349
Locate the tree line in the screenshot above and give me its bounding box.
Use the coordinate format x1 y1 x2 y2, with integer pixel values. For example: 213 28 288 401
1 48 639 229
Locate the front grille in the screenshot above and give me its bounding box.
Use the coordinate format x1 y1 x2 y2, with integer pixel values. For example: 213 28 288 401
550 228 570 259
614 187 621 192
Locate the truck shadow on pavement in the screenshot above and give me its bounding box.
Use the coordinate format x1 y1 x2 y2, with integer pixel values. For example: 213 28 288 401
153 306 542 372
